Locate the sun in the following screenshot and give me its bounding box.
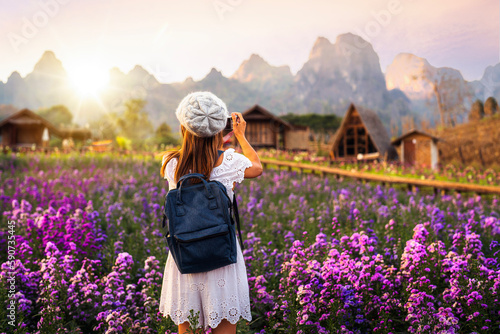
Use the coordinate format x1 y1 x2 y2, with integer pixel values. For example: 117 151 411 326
68 61 109 97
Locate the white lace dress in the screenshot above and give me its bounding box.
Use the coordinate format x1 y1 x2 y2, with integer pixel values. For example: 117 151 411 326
159 148 253 329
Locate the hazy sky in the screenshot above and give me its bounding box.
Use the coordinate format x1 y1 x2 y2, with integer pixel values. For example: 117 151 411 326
0 0 498 83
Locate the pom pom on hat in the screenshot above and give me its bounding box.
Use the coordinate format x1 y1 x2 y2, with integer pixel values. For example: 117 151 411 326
175 91 229 137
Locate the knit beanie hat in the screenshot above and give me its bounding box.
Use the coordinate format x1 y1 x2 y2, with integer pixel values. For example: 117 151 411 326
175 91 229 137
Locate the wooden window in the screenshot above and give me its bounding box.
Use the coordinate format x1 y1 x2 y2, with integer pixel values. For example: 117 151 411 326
357 127 366 154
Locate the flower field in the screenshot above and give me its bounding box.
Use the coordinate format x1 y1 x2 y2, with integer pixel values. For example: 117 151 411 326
1 152 499 334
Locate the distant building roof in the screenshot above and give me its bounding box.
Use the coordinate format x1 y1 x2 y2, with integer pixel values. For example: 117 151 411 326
0 108 62 137
391 129 441 146
242 104 294 129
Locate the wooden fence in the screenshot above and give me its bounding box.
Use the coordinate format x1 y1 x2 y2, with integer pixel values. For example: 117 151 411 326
261 159 500 195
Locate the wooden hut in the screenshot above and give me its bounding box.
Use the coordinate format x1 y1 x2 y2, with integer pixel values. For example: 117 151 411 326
391 129 440 170
60 128 92 141
236 105 310 150
330 103 396 161
0 109 62 149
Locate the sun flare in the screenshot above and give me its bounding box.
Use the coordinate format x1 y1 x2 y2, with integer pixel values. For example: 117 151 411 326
68 61 109 97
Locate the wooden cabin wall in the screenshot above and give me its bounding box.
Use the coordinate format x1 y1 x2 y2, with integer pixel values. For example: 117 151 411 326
0 124 44 147
17 125 43 145
395 134 435 168
0 124 12 145
246 121 276 147
285 128 309 150
411 134 432 167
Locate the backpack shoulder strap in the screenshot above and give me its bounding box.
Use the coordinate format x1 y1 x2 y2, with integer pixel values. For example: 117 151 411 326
232 192 244 250
162 196 168 229
218 149 244 249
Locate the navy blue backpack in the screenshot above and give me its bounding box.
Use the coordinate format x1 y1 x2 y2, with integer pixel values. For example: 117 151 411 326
162 150 244 274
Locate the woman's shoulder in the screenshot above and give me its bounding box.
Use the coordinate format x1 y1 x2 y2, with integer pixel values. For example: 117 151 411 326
162 153 178 166
162 154 178 181
222 147 244 162
222 148 252 170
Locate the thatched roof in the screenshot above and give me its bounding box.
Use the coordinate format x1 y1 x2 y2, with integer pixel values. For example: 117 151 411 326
391 129 441 146
332 103 396 159
0 108 62 137
242 104 294 129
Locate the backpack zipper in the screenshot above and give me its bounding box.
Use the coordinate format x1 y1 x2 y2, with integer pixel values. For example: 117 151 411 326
174 230 229 243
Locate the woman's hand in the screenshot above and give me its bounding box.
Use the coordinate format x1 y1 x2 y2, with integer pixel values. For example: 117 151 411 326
230 112 263 179
232 112 246 140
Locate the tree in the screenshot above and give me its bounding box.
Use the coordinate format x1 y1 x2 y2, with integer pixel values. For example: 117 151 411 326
38 105 73 127
390 118 399 138
401 115 416 134
114 98 153 142
468 99 484 122
152 122 179 146
419 116 431 132
413 67 472 127
281 113 341 134
484 97 499 116
89 114 117 140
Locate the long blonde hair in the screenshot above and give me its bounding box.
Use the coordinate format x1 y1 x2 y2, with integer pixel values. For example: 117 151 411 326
160 125 224 184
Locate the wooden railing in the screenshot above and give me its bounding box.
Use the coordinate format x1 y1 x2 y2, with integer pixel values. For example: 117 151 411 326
261 159 500 195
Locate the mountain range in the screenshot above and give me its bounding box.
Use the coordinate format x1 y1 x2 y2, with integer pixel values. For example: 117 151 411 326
0 33 498 131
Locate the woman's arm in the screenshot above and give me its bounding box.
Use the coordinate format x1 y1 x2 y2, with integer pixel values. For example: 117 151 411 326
237 135 263 178
231 112 263 178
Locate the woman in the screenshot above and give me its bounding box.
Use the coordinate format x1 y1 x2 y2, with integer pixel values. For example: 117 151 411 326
159 92 263 333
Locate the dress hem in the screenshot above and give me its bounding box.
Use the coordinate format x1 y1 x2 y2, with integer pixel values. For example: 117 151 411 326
159 309 252 330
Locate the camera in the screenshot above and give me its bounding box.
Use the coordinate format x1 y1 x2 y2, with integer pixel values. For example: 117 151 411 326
224 116 233 131
224 115 240 132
